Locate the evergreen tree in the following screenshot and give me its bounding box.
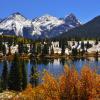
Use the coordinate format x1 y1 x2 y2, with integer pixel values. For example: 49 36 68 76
0 41 3 52
8 53 22 91
24 44 28 54
7 41 12 55
61 44 65 55
95 39 98 45
51 47 54 55
18 42 24 54
21 60 27 90
42 43 49 56
31 43 36 55
2 44 6 55
37 44 42 55
86 41 92 50
61 39 68 55
72 48 78 57
1 60 8 90
81 41 85 50
72 41 75 46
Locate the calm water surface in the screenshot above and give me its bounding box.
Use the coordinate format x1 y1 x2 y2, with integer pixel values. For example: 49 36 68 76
0 57 100 83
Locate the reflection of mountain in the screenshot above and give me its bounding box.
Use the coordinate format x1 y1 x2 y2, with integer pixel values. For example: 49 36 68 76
53 59 61 65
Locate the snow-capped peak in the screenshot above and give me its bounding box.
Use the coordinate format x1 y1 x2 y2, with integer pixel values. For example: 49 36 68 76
0 12 81 39
65 13 76 18
65 13 81 27
3 12 27 22
33 14 64 24
32 14 64 35
0 12 31 36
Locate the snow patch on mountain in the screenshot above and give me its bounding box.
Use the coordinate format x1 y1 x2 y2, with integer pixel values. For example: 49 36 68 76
0 12 81 39
65 13 81 27
0 12 32 36
32 14 65 35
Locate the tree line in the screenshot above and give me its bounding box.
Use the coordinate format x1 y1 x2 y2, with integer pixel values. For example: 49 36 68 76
0 37 99 57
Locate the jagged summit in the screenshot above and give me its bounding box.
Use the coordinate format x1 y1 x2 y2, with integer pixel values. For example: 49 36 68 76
4 12 27 21
65 13 76 18
65 13 81 27
32 14 65 36
0 12 81 39
0 12 31 36
33 14 64 23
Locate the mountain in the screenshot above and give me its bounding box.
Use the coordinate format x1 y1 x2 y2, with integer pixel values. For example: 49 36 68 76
59 16 100 39
64 13 81 27
32 14 64 35
0 19 2 22
0 12 32 37
0 12 81 39
31 14 81 38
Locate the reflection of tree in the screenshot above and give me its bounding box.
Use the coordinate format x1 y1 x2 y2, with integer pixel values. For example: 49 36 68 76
81 57 85 61
41 58 49 66
1 60 8 90
0 77 3 92
37 59 42 65
30 59 41 65
21 60 27 90
30 58 39 87
8 53 22 91
60 58 65 65
24 59 29 65
30 59 35 65
49 59 54 64
30 66 39 87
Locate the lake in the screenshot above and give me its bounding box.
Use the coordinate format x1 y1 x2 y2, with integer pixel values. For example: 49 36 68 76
0 57 100 84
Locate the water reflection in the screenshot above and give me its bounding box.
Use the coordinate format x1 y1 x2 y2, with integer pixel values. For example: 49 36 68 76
0 57 99 84
30 65 39 87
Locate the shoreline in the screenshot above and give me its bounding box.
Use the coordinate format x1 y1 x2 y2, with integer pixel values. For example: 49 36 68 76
0 53 100 61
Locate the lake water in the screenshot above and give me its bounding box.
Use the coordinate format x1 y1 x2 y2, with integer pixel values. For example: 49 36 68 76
0 57 100 84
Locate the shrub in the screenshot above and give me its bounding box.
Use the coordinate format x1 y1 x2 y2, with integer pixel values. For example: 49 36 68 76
13 65 100 100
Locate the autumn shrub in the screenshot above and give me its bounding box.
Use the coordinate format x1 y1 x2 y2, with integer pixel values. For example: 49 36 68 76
59 65 80 100
13 65 100 100
79 66 97 100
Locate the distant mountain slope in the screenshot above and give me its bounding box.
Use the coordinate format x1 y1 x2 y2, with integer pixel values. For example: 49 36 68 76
60 16 100 39
0 12 81 39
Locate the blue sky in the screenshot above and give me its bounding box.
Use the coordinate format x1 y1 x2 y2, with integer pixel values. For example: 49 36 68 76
0 0 100 23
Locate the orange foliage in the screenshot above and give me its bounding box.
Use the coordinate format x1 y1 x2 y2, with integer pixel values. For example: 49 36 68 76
13 65 100 100
59 65 80 100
